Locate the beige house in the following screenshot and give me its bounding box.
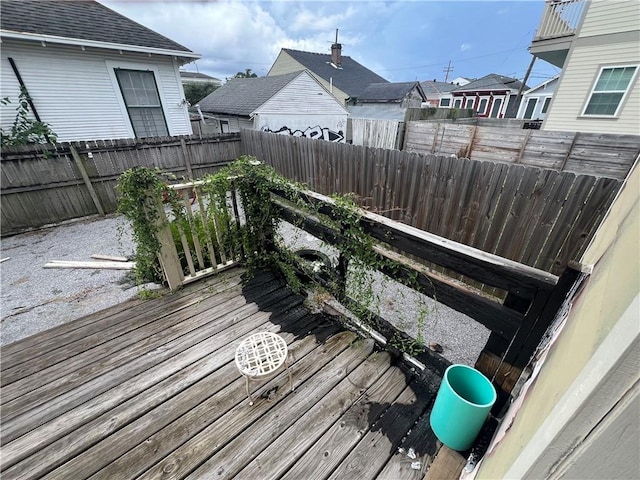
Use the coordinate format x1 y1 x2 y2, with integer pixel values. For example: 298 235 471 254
475 155 639 480
267 43 388 106
530 0 639 134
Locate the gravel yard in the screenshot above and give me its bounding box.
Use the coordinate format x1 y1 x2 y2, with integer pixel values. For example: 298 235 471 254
1 216 490 366
0 215 140 345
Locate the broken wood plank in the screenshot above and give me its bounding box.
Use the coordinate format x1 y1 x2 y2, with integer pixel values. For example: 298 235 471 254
423 446 466 480
90 254 129 262
43 260 135 270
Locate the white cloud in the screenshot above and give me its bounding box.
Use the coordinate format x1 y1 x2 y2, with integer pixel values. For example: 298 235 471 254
460 43 472 51
291 6 358 32
102 1 289 78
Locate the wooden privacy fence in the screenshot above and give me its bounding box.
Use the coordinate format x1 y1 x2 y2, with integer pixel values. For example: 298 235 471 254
241 129 622 276
0 133 241 236
350 118 402 150
403 121 640 180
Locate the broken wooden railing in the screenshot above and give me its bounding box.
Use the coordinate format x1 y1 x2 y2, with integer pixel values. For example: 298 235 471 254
153 180 243 289
151 178 582 405
268 187 582 406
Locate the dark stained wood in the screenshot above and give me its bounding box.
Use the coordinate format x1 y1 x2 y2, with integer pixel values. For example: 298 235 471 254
326 379 433 480
0 267 447 480
280 365 411 480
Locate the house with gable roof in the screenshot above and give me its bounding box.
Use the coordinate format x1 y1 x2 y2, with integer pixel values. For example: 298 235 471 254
517 75 559 121
347 81 426 121
197 70 348 142
267 42 389 106
0 0 200 142
450 73 528 118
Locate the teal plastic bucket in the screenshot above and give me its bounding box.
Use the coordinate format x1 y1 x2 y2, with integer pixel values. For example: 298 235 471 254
429 364 497 451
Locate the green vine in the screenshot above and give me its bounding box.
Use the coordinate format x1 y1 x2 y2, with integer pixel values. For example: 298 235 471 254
1 87 57 146
116 167 168 285
116 156 436 357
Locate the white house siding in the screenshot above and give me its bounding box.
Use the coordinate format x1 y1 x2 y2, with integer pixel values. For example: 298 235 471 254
253 73 348 142
517 78 558 120
268 51 349 105
578 0 639 38
543 42 639 134
0 39 192 142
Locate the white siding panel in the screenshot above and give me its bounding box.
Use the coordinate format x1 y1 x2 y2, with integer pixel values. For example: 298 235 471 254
268 52 349 105
256 72 348 116
544 42 640 134
255 113 346 142
579 0 640 38
0 39 191 142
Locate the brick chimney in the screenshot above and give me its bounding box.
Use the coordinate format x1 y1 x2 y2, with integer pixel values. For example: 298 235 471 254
331 29 342 66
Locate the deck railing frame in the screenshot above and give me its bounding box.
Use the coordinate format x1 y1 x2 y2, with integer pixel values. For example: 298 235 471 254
151 178 583 401
533 0 586 41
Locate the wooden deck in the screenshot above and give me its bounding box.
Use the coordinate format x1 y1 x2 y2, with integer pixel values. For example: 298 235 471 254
0 267 442 479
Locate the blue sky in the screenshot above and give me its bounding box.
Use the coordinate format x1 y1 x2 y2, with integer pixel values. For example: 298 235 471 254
102 1 561 88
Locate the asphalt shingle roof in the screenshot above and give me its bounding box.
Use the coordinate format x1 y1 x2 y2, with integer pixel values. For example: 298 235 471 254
281 48 388 98
197 72 302 116
452 74 528 93
420 80 461 95
358 82 422 102
0 0 192 53
180 72 221 82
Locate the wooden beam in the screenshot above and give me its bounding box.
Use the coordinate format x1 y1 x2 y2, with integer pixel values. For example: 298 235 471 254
44 260 134 270
69 145 105 216
274 201 522 338
424 446 466 480
271 188 558 298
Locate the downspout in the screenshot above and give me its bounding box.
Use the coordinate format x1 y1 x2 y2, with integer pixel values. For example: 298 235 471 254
7 57 43 122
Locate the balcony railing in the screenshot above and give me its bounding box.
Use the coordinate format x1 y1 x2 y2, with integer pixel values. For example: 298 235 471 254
534 0 586 40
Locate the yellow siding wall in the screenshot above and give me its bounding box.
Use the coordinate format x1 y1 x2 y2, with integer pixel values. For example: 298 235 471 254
477 163 639 478
544 42 640 134
268 51 349 105
578 0 639 37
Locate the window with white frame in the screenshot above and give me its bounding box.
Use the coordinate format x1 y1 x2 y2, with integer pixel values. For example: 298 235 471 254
490 98 503 118
440 98 451 107
523 98 538 119
477 98 488 115
464 97 475 109
541 97 552 114
453 98 462 108
583 65 638 116
114 69 168 137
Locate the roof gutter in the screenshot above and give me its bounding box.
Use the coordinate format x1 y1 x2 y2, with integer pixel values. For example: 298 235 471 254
0 30 201 60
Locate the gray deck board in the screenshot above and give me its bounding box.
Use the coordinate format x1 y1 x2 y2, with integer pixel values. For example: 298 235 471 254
0 267 440 480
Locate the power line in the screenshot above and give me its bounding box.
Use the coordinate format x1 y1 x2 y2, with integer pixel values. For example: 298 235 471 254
376 45 529 72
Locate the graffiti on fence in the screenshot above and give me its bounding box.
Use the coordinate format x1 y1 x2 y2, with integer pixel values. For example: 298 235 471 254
261 125 344 142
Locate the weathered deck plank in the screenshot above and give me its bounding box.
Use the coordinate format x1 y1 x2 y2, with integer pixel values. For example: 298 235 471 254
280 363 411 480
0 267 442 480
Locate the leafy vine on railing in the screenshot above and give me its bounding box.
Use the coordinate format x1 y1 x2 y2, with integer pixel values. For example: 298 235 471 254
117 156 435 356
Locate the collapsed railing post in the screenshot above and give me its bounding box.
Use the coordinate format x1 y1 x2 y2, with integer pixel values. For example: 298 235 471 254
146 192 183 290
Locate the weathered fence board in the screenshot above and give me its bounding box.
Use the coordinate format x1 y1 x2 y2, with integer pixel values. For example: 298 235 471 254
404 121 639 180
241 129 623 276
1 133 241 235
350 118 402 150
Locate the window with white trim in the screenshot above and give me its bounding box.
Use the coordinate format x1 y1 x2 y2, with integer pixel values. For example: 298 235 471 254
453 98 462 108
477 98 488 114
114 69 168 137
523 98 538 119
490 98 503 118
541 96 551 114
440 98 451 107
583 65 638 116
465 97 475 109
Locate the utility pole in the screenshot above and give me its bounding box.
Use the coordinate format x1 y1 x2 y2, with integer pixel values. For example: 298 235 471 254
506 55 536 118
443 60 453 82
